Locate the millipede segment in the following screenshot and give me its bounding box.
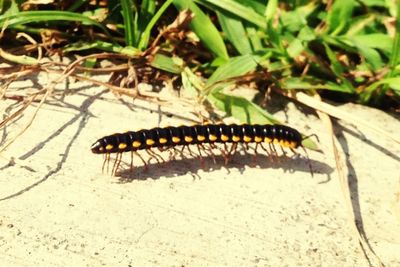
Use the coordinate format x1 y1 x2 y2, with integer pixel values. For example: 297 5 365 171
91 123 310 176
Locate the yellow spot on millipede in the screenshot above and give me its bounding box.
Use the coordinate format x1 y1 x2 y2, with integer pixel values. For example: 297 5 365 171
221 134 229 142
254 136 262 143
146 139 155 146
197 135 205 142
232 135 240 142
159 138 167 144
273 139 279 144
243 136 252 142
290 141 297 148
185 136 193 143
105 144 113 150
209 134 217 141
118 143 127 149
132 141 141 148
172 136 180 143
264 137 272 143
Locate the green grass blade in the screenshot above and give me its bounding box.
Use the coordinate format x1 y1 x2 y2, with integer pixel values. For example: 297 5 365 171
207 87 280 124
67 0 89 12
389 3 400 70
323 43 355 92
120 0 136 46
245 24 262 51
63 40 141 56
173 0 229 60
326 0 355 35
265 0 277 23
281 77 354 93
138 0 173 51
348 34 393 55
0 10 111 36
149 53 184 74
217 10 252 55
197 0 266 29
206 54 259 87
360 77 400 102
0 48 38 65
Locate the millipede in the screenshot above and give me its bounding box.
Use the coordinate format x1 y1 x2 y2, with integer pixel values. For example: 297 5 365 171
91 123 317 176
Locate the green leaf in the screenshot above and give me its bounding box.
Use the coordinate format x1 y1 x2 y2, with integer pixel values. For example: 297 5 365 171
359 0 386 7
149 53 184 74
350 34 393 55
298 26 316 41
345 14 376 36
281 77 354 93
287 39 304 58
68 0 89 12
217 11 252 55
265 0 277 23
63 41 140 56
181 67 204 97
0 48 38 65
357 45 383 70
326 0 355 35
245 24 262 51
335 35 385 70
198 0 266 29
0 10 111 37
121 0 136 46
207 87 280 124
173 0 229 60
206 54 259 87
323 43 345 75
360 77 400 102
138 0 173 50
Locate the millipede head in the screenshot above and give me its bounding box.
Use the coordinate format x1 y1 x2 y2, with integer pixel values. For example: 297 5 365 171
91 140 104 154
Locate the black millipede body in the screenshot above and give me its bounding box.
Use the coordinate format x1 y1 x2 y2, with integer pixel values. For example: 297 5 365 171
91 123 314 176
91 124 302 154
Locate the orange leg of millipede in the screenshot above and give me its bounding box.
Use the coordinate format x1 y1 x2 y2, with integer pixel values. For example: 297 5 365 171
299 146 314 177
184 145 198 159
196 144 205 168
251 143 260 166
130 151 134 172
269 143 280 163
259 143 276 163
146 148 164 164
102 153 111 174
112 152 122 176
134 151 148 171
221 143 238 165
208 143 218 164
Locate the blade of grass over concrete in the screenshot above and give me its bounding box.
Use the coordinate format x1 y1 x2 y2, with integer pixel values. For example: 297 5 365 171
173 0 228 60
281 77 355 93
206 54 259 87
207 87 280 125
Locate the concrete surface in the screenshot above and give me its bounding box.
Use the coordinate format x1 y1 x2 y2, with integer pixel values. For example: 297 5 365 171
0 76 399 266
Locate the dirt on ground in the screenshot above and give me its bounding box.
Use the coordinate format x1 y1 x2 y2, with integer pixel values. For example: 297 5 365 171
0 74 399 266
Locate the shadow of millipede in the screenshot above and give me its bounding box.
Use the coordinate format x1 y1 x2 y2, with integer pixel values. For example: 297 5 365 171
112 152 333 183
